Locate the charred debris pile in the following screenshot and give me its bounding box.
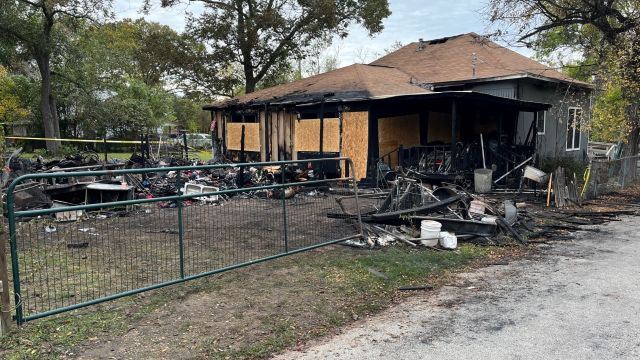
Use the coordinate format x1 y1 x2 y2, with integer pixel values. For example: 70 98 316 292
4 149 329 216
333 165 637 250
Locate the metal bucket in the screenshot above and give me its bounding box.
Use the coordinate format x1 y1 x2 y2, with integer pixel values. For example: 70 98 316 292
474 169 493 193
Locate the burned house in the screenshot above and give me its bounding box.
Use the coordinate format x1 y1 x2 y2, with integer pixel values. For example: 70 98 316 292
204 33 592 183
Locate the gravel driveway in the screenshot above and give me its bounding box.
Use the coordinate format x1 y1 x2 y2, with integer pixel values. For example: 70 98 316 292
275 216 640 360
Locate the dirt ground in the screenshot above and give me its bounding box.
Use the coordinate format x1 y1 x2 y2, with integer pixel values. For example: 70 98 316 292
13 192 356 320
4 186 639 359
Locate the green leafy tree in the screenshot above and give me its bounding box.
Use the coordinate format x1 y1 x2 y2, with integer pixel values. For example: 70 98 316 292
0 65 31 123
156 0 391 94
0 0 112 152
173 96 202 133
591 83 630 142
98 79 175 138
487 0 640 155
53 19 197 138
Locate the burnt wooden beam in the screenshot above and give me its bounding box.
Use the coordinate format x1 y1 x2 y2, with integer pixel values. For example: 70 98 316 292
451 99 458 171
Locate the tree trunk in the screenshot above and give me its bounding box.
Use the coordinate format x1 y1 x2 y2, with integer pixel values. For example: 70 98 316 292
622 90 639 182
36 52 60 153
245 77 257 94
625 126 639 156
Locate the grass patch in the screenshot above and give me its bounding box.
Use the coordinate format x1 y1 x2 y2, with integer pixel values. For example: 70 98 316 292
0 244 509 360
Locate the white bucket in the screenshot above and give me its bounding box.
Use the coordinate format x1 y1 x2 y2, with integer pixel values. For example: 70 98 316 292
439 231 458 249
474 169 493 193
523 165 547 183
420 220 442 246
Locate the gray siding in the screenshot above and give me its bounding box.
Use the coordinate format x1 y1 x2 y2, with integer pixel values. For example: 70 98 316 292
471 82 518 99
515 79 591 161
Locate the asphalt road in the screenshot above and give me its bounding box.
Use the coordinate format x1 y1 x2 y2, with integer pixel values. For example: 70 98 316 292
275 216 640 360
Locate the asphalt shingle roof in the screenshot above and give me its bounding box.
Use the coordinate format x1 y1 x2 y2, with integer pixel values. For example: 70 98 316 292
207 33 590 109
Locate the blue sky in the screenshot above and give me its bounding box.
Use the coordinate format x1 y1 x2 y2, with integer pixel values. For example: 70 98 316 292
113 0 530 66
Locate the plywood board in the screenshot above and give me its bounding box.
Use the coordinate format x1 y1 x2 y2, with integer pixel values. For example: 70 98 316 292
427 111 452 142
259 111 266 161
270 112 278 161
378 114 421 167
294 118 340 152
226 123 260 152
341 111 369 179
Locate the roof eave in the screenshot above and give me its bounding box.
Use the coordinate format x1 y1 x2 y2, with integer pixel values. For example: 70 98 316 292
431 74 593 89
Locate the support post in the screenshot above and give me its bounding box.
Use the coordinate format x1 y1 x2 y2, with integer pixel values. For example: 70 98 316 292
182 131 188 160
211 129 216 162
281 165 289 253
451 99 458 171
176 170 185 279
237 125 246 188
0 203 12 334
319 100 325 178
103 138 108 164
140 134 147 180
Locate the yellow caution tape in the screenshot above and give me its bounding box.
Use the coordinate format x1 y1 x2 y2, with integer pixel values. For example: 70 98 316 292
6 136 163 145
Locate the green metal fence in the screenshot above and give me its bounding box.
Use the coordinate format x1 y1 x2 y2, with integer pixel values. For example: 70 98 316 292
6 157 363 324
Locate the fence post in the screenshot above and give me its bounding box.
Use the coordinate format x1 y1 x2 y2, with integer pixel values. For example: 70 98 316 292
6 182 22 325
103 138 107 164
0 234 11 335
0 129 10 333
182 131 188 160
347 159 365 238
281 165 289 253
176 170 185 279
0 188 11 333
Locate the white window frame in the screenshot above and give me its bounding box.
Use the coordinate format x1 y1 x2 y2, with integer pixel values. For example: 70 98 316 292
566 107 582 151
536 110 546 135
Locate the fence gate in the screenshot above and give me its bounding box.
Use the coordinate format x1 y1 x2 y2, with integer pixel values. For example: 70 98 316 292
5 158 363 324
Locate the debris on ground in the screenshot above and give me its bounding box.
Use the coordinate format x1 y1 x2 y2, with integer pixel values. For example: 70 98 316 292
334 163 639 250
2 147 343 240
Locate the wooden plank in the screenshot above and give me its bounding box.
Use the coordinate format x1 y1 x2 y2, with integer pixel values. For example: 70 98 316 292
270 111 279 161
546 172 553 207
283 111 291 160
259 111 266 161
341 111 369 179
291 114 297 160
278 110 285 160
216 111 223 139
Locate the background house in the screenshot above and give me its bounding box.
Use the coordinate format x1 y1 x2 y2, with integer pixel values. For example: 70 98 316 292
372 33 593 160
205 33 590 182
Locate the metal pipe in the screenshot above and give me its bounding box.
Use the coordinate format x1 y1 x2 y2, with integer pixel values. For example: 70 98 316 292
281 165 289 253
176 170 185 279
480 133 486 169
493 156 533 184
15 176 353 218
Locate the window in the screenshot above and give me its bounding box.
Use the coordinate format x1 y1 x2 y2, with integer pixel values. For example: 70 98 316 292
566 107 582 151
229 112 258 123
297 112 339 120
536 111 546 135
